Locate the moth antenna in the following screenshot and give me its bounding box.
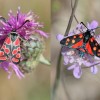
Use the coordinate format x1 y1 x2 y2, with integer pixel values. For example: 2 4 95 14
0 17 6 23
80 22 88 30
0 16 12 27
17 20 30 30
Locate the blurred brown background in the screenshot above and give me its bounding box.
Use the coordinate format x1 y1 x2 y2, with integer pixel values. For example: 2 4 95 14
52 0 100 100
0 0 50 100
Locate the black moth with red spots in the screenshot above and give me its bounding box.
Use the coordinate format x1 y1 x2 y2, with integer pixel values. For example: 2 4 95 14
60 22 100 58
0 32 21 64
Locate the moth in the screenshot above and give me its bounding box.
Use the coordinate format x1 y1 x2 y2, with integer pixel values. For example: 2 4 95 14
60 22 100 57
0 17 29 64
0 32 21 64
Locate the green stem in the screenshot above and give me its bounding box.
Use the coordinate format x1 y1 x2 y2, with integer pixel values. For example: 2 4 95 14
52 52 62 99
52 0 79 99
71 0 79 24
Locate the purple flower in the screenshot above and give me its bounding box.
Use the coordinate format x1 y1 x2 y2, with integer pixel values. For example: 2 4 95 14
73 64 82 79
57 20 100 79
0 7 49 79
90 66 98 74
56 34 64 41
87 20 98 30
0 7 48 41
0 61 24 79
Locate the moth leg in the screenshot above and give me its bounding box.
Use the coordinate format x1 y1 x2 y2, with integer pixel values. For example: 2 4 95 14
78 50 85 57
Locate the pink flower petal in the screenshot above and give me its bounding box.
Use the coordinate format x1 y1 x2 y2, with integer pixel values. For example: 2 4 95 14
73 66 82 79
90 20 98 29
64 56 69 65
67 64 76 70
8 72 12 79
56 34 64 41
94 56 100 60
90 66 98 74
35 30 48 38
69 57 74 63
96 35 100 43
87 20 98 30
83 61 92 67
68 32 74 36
9 63 25 79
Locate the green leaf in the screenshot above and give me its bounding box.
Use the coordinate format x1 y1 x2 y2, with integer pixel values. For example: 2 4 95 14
39 54 50 65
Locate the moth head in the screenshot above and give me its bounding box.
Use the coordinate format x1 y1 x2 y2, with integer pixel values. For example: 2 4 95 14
10 32 18 36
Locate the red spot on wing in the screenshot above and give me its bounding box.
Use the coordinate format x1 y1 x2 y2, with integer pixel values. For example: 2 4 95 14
12 49 18 55
17 47 21 51
97 53 100 57
98 49 100 52
78 48 85 52
5 37 11 45
72 40 83 48
14 38 20 46
0 51 4 56
16 53 21 58
85 42 93 55
90 37 95 42
4 48 10 54
0 56 7 60
12 58 19 63
2 45 6 49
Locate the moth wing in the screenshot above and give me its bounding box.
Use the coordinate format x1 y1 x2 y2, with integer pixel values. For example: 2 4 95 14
86 36 100 57
60 33 84 49
0 36 12 62
0 50 8 62
11 37 21 64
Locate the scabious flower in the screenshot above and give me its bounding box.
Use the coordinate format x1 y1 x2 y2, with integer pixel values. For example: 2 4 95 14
0 7 48 79
57 20 100 79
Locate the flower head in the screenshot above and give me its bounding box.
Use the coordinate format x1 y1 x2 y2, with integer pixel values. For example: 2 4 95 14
0 7 48 41
0 7 49 79
57 20 100 79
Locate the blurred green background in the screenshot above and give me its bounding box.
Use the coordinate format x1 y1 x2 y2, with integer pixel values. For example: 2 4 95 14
0 0 50 100
52 0 100 100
